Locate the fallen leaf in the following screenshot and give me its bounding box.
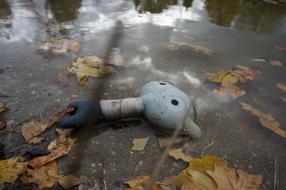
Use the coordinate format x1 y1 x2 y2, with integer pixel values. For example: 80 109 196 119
48 140 57 151
126 176 150 189
21 161 61 189
21 122 48 143
276 83 286 93
181 181 209 190
55 128 72 144
58 175 82 189
47 106 75 128
57 69 70 87
29 136 45 144
0 102 7 113
168 148 192 162
207 165 234 190
207 71 238 84
241 102 286 138
274 45 286 52
158 137 183 149
213 84 246 99
270 60 283 67
231 65 261 82
38 39 81 54
29 138 76 168
0 156 27 183
67 56 115 85
0 120 6 130
132 137 149 151
188 170 217 189
167 43 216 55
228 168 262 190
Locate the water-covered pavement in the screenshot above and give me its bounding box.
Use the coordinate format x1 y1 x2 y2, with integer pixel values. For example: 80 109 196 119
0 0 286 189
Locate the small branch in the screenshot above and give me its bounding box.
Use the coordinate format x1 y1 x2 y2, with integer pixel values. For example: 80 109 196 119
201 140 214 157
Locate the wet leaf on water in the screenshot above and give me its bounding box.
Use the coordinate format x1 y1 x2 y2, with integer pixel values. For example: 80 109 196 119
0 156 27 183
276 83 286 93
207 165 234 190
29 136 45 144
207 71 238 84
38 39 81 54
132 137 149 151
181 181 209 190
158 137 184 149
21 161 61 189
269 60 283 67
231 65 261 83
241 102 286 138
213 84 246 99
21 122 48 144
274 45 286 52
47 106 75 128
57 69 70 87
187 170 217 189
0 102 7 113
58 175 83 189
168 148 192 162
167 43 216 55
228 168 262 190
29 138 76 168
67 56 115 85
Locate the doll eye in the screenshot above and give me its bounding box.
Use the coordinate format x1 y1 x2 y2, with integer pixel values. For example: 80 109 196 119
171 99 179 105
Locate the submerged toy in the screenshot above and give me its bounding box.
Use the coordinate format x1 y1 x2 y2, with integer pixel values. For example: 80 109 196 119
58 81 201 139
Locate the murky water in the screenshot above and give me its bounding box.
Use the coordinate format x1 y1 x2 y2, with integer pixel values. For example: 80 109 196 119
0 0 286 189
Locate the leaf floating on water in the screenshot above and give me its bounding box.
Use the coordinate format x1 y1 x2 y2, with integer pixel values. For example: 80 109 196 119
181 181 209 190
228 168 262 190
132 137 149 151
207 71 238 84
231 65 261 83
58 175 83 189
21 122 48 144
29 138 76 168
207 165 234 190
168 148 192 162
67 56 115 85
0 102 7 113
167 43 216 55
241 102 286 138
213 84 246 99
276 83 286 93
21 161 61 189
270 60 283 67
188 170 216 189
0 156 27 183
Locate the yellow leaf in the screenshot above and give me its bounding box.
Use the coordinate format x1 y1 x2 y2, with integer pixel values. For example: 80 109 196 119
168 148 192 162
213 84 246 99
132 137 149 151
181 181 210 190
188 170 217 189
207 165 234 190
277 83 286 93
58 175 82 189
21 122 48 143
29 136 45 144
228 168 262 190
22 161 61 189
126 176 150 189
0 157 27 183
207 72 238 84
47 140 57 151
68 56 115 85
0 102 7 113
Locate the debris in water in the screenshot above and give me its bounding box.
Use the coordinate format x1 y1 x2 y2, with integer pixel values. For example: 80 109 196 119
0 156 27 183
21 122 48 144
167 43 216 55
168 148 192 162
131 137 149 151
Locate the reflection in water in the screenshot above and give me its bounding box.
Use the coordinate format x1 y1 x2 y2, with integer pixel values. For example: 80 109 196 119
46 0 82 22
0 0 11 18
205 0 286 32
134 0 194 13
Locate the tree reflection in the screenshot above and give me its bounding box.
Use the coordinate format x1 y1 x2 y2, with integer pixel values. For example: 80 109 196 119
205 0 286 33
46 0 82 22
134 0 179 13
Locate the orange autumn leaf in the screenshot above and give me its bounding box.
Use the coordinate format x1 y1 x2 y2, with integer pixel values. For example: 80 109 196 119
228 168 262 190
21 122 48 144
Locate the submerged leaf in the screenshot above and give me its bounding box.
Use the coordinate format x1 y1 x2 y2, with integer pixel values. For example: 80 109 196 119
21 122 48 143
188 170 217 189
21 161 61 189
207 165 234 190
168 148 192 162
132 137 149 151
228 168 262 190
167 43 216 55
0 157 27 183
213 84 246 99
207 71 238 84
68 56 115 85
241 102 286 138
58 175 82 189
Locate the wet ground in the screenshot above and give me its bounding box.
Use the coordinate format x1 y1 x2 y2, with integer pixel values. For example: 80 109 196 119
0 0 286 189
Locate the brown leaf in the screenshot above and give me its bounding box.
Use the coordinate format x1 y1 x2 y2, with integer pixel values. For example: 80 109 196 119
58 175 82 189
213 84 246 99
0 157 27 183
22 161 61 189
207 71 238 84
47 106 75 128
158 137 184 149
181 181 210 190
187 170 217 189
207 165 234 190
57 69 70 87
132 137 149 151
270 60 283 67
228 169 262 190
276 83 286 93
168 148 192 162
232 65 261 82
29 136 45 144
29 138 76 168
167 43 216 55
21 122 48 143
241 102 286 138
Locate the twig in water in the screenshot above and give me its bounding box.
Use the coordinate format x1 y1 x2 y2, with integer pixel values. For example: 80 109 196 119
201 140 214 157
